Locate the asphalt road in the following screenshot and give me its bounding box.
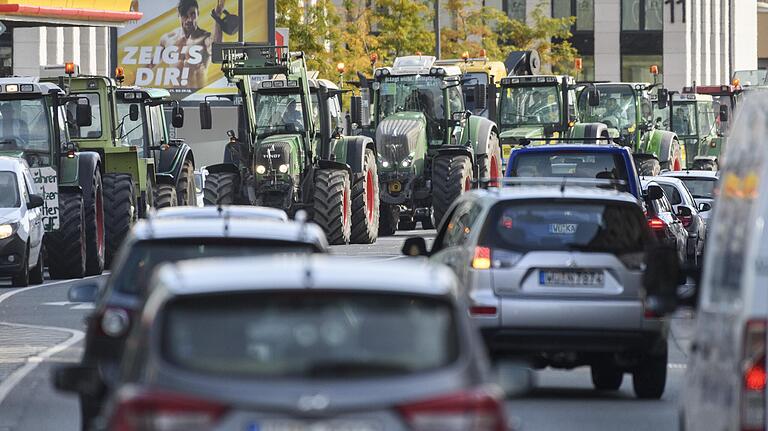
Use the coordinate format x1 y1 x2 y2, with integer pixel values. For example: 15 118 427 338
0 229 693 430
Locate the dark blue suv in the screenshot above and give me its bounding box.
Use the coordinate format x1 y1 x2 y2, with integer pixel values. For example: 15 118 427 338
504 144 643 198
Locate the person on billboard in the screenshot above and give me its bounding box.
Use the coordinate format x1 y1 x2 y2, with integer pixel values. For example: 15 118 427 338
156 0 226 89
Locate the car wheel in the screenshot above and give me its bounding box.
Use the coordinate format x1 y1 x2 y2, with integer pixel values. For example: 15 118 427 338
29 245 44 285
632 344 668 399
591 364 623 390
11 246 29 287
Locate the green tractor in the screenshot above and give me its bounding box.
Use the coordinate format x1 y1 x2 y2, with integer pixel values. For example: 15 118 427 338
0 77 104 279
114 87 195 206
41 64 167 264
359 56 502 233
577 82 684 175
497 74 608 163
200 43 379 244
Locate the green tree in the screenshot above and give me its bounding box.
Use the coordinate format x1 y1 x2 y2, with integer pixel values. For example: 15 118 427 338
276 0 342 79
372 0 433 61
440 0 505 59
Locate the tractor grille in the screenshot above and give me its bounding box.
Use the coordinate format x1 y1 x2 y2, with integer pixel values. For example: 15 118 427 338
255 141 291 171
376 118 424 163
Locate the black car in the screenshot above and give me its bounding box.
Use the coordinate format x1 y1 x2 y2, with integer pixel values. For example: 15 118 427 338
53 211 329 431
641 180 689 265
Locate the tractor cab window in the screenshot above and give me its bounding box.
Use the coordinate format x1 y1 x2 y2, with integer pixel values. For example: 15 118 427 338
116 102 146 149
376 75 443 124
0 98 51 153
499 84 560 128
254 92 305 135
671 102 696 136
447 86 463 118
697 102 716 137
579 85 636 131
463 72 488 86
68 93 102 139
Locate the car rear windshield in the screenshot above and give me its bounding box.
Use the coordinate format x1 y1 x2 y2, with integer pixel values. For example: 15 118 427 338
112 239 314 295
480 200 650 253
510 151 629 191
677 178 717 199
162 292 459 379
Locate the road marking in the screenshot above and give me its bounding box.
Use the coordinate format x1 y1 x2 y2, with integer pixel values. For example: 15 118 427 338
42 301 95 310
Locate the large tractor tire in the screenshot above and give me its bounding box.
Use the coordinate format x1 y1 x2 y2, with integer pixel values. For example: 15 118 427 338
378 203 398 236
154 184 178 209
637 158 661 176
103 173 136 267
313 169 352 245
176 159 196 206
432 155 472 227
84 170 105 276
658 134 684 172
477 133 502 185
47 193 86 279
138 173 155 218
203 172 238 206
350 149 379 244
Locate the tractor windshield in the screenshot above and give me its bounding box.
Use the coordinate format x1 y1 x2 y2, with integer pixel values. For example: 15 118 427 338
733 70 768 86
254 92 307 136
498 84 561 127
671 102 697 136
579 85 637 131
0 98 51 153
376 75 455 123
116 101 147 147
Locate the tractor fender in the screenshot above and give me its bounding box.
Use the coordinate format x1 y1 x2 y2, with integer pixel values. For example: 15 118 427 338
655 130 680 165
317 159 352 175
466 116 498 156
205 163 240 175
435 146 473 161
572 123 610 141
155 142 194 185
72 152 101 198
155 173 175 185
339 136 376 174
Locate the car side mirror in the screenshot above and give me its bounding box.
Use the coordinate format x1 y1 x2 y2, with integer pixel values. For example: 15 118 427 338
657 88 669 109
27 194 44 209
474 84 487 110
587 88 600 107
68 281 100 303
129 104 140 122
402 237 429 256
719 105 729 122
647 184 664 200
76 103 92 127
52 364 103 396
199 102 212 130
677 205 693 217
697 202 712 212
350 95 362 126
172 105 184 128
643 244 683 315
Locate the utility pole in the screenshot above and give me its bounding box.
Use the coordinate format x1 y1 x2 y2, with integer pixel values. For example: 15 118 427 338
434 0 440 58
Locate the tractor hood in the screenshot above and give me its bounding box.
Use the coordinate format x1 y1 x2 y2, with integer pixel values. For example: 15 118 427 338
376 113 427 166
253 134 301 174
499 126 545 143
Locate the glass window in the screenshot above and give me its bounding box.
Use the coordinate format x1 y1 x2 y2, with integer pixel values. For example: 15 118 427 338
678 178 717 199
578 56 595 82
163 292 459 378
575 0 594 31
659 184 682 205
444 202 481 247
553 0 571 19
150 106 165 145
510 151 630 191
68 93 102 139
622 0 641 30
0 98 51 153
505 0 526 21
622 0 662 30
116 102 145 147
645 0 663 30
621 55 663 82
499 84 561 128
671 102 697 136
697 102 716 137
0 171 19 208
578 84 638 131
254 92 305 134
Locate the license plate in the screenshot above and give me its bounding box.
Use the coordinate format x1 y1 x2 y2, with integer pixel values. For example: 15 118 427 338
539 270 604 287
247 420 379 431
549 223 577 234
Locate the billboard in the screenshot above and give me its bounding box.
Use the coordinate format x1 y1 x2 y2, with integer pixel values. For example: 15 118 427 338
117 0 274 100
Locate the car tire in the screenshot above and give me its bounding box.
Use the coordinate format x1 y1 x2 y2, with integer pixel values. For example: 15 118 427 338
47 193 86 279
154 183 178 209
84 170 105 276
591 364 623 390
176 159 196 206
203 172 238 205
103 173 136 268
313 169 352 245
432 155 472 227
350 149 379 244
633 344 668 399
29 245 44 285
11 246 29 287
378 203 398 236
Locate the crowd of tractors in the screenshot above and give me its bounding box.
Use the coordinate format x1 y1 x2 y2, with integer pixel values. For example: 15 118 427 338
3 44 763 268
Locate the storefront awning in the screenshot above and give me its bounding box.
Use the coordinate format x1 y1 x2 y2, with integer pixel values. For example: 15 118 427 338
0 0 141 27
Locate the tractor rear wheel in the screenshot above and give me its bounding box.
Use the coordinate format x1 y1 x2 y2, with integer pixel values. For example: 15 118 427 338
432 155 472 227
84 170 105 276
638 158 661 176
378 203 398 236
477 133 502 185
154 184 178 209
203 172 238 205
47 193 86 279
350 149 379 244
176 159 196 206
313 169 351 245
104 173 136 267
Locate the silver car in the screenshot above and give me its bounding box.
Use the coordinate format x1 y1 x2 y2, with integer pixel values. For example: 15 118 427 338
659 170 718 228
404 184 669 399
98 256 509 431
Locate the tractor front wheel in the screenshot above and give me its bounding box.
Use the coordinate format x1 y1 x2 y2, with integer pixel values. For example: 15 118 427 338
47 193 86 279
155 184 179 209
313 169 352 245
203 172 238 205
350 149 379 244
176 159 196 206
104 173 136 267
432 155 472 227
84 170 105 276
477 133 502 185
378 203 398 236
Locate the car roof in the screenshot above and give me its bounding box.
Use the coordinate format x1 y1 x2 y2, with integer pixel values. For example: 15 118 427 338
472 184 639 205
0 156 27 172
151 205 289 221
659 170 719 179
129 218 328 249
153 255 458 299
644 176 685 187
511 143 630 153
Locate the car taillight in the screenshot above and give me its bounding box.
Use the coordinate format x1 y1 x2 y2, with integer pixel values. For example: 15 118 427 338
680 215 692 228
648 217 666 230
99 307 131 338
472 247 492 270
398 387 507 431
469 306 498 317
741 319 766 431
111 390 227 431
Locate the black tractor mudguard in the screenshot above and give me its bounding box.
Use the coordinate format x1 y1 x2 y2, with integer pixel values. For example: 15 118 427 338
205 163 240 175
155 143 194 184
343 136 376 174
76 151 101 198
435 146 473 161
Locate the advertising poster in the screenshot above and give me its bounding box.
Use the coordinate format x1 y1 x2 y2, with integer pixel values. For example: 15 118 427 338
117 0 273 101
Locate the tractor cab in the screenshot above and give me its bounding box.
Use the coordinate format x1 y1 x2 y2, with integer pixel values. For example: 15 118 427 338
434 54 506 120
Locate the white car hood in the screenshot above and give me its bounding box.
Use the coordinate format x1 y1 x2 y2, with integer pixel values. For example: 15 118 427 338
0 207 22 224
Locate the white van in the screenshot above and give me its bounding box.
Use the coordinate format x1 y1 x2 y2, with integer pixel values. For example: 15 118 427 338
681 93 768 431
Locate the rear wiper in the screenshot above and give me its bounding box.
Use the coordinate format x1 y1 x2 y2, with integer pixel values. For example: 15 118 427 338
306 360 410 378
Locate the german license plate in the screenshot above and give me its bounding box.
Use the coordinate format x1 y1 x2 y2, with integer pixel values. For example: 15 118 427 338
247 420 379 431
539 270 604 287
549 223 577 234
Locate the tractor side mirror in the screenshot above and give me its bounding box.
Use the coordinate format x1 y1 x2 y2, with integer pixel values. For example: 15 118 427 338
474 84 488 110
76 103 92 127
199 102 212 130
657 88 669 109
719 104 729 122
27 194 44 209
129 104 140 122
172 105 184 128
587 88 600 107
350 95 362 126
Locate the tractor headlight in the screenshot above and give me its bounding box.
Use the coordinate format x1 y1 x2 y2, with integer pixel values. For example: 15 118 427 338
255 165 267 174
278 164 289 173
381 160 390 168
401 159 411 167
0 223 17 239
